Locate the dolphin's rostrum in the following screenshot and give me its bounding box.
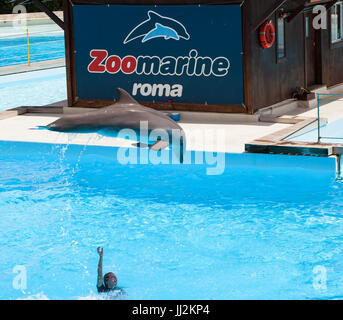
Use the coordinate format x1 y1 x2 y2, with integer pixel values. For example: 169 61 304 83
44 88 186 162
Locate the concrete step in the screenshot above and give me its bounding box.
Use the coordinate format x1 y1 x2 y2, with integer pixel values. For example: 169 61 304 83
258 99 299 117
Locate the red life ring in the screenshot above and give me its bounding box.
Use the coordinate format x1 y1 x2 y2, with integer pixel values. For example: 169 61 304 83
259 20 276 49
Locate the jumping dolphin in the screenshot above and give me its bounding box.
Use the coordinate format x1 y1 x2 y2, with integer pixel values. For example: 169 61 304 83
123 11 190 44
43 88 186 162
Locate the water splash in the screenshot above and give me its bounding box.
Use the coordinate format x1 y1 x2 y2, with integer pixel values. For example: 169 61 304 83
17 292 49 300
70 135 93 177
78 289 128 300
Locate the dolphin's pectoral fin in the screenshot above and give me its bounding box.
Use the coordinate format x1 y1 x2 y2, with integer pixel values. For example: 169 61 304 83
133 142 149 148
172 137 185 164
148 140 169 151
132 140 169 150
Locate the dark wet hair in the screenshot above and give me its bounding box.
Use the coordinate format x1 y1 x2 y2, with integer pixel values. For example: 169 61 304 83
104 272 117 287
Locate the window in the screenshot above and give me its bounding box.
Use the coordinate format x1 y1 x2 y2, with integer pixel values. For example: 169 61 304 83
331 1 343 43
277 15 286 59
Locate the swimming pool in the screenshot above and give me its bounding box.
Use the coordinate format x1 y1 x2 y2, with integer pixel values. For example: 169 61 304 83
0 67 67 111
1 140 342 300
0 26 64 67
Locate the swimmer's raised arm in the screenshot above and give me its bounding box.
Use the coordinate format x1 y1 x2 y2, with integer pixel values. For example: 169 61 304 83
97 247 103 288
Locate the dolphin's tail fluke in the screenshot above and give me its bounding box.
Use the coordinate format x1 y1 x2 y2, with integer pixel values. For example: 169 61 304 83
179 135 185 164
169 131 186 164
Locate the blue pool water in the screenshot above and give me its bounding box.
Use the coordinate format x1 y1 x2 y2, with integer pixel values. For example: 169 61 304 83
0 67 67 111
0 33 65 67
1 140 343 300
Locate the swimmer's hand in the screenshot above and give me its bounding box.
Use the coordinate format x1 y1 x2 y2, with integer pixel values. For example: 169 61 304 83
97 247 103 256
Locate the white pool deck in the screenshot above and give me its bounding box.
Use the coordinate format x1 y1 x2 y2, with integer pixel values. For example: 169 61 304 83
1 94 343 154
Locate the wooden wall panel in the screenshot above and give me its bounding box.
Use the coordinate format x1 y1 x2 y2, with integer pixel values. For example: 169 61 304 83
246 0 306 111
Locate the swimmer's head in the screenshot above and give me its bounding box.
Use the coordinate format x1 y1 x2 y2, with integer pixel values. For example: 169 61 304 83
104 272 117 289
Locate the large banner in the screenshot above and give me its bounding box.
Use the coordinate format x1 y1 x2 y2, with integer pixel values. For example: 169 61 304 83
73 5 243 105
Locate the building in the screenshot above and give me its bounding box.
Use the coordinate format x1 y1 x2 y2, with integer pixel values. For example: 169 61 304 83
39 0 343 113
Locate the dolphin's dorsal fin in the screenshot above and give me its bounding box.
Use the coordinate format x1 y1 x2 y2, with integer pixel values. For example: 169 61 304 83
116 88 139 105
155 23 164 30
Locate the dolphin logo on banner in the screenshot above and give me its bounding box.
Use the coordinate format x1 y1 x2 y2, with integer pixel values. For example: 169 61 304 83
124 11 190 44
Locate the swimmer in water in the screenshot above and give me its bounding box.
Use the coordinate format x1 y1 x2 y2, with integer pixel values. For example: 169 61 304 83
96 247 124 295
